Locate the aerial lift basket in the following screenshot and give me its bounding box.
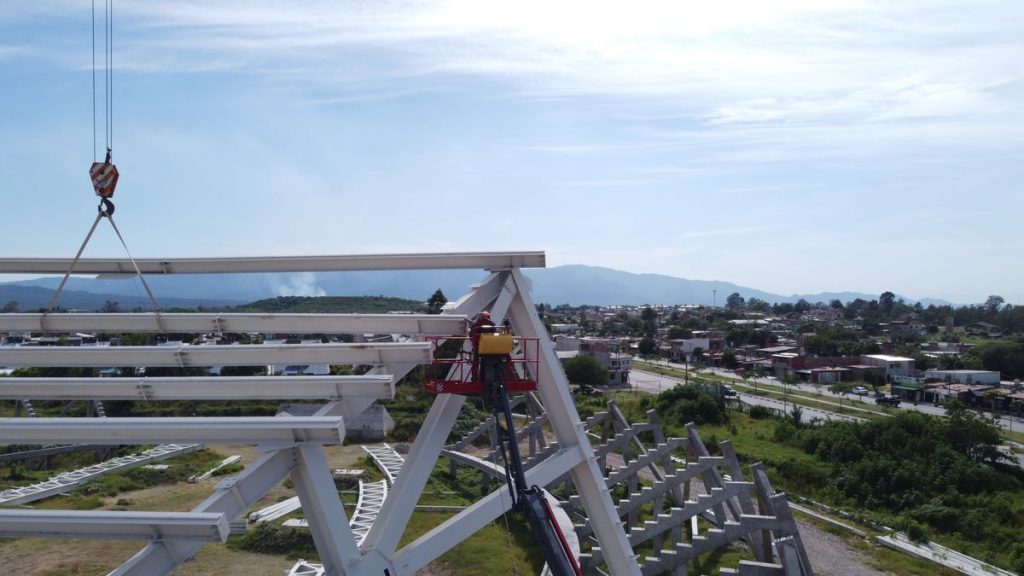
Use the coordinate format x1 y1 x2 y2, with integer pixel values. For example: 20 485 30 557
424 333 540 395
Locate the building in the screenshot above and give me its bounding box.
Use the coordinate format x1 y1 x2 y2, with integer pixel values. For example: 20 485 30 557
923 369 1001 386
859 354 915 379
668 338 709 363
555 336 632 386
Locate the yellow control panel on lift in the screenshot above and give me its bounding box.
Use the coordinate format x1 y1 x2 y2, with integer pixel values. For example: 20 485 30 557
477 331 514 355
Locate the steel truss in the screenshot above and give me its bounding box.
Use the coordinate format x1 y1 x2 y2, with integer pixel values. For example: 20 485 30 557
0 251 641 576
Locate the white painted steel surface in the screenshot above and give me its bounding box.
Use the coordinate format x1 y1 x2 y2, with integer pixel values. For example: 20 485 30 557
362 444 404 485
0 444 200 506
0 254 644 576
0 342 430 368
0 312 467 335
251 496 302 524
0 417 345 445
0 375 394 401
0 510 229 541
0 251 546 275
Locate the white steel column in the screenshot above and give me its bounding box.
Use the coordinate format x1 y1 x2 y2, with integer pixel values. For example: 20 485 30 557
290 444 362 575
361 392 465 557
392 445 585 575
506 269 641 576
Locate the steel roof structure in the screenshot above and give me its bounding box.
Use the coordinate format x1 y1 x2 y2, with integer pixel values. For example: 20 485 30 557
0 251 642 576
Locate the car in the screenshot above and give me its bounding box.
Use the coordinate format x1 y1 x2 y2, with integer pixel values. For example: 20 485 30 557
851 386 869 396
875 394 901 407
722 385 738 398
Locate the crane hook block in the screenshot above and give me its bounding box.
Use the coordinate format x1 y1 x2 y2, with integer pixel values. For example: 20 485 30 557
90 159 119 199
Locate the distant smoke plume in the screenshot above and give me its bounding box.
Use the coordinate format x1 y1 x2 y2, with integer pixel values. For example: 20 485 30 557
272 273 326 297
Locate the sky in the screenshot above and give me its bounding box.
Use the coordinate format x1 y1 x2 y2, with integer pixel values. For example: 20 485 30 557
1 1 1022 305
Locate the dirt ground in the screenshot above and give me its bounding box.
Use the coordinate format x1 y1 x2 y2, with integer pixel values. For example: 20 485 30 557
797 518 889 576
0 442 891 576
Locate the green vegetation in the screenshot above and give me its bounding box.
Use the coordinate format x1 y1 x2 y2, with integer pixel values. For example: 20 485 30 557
563 354 608 388
236 295 427 314
654 384 728 425
2 448 229 509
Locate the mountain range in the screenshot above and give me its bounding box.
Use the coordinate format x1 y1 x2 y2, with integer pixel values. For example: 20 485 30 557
0 265 951 311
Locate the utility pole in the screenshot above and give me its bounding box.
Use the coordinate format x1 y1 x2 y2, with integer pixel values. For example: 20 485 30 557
713 290 717 308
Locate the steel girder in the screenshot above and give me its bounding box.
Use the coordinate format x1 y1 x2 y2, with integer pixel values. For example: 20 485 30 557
0 261 641 576
0 312 467 335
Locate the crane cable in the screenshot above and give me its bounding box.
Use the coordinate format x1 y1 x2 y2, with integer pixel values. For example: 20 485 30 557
47 0 160 312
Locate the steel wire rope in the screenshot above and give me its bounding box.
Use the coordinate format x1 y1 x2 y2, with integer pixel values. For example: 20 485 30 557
50 0 161 312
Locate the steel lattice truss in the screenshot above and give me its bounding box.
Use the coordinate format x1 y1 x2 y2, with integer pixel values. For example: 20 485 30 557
0 251 642 576
444 400 814 576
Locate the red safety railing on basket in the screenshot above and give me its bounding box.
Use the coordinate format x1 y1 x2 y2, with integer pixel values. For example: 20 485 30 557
424 335 540 395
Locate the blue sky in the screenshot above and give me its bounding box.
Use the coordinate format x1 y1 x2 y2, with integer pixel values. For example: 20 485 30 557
2 1 1022 304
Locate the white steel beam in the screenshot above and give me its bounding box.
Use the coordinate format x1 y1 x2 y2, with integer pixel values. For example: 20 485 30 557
0 251 546 275
0 312 467 335
0 375 394 401
0 342 430 368
0 510 229 542
0 416 345 445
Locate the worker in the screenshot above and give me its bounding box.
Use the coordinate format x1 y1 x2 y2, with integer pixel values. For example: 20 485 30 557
469 311 495 381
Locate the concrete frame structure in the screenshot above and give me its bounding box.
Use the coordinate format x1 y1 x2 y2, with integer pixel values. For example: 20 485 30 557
443 401 812 575
0 251 641 576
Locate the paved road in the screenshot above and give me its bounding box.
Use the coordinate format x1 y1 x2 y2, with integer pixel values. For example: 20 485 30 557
642 359 1024 429
630 368 862 424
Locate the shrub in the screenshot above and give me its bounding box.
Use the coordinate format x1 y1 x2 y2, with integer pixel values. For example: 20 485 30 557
748 405 772 420
228 523 317 557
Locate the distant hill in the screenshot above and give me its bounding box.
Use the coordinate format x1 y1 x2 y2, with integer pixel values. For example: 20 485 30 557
0 284 241 312
1 265 952 308
236 296 426 314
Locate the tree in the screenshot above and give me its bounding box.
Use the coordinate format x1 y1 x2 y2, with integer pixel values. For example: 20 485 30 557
984 295 1005 315
426 289 447 314
880 291 896 315
725 292 745 310
100 300 121 313
721 350 738 369
641 306 657 337
637 337 657 356
747 297 770 312
1 300 17 313
690 346 704 366
667 326 691 339
563 355 608 388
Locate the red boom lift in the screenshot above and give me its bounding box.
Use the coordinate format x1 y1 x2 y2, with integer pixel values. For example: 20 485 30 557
425 323 582 576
